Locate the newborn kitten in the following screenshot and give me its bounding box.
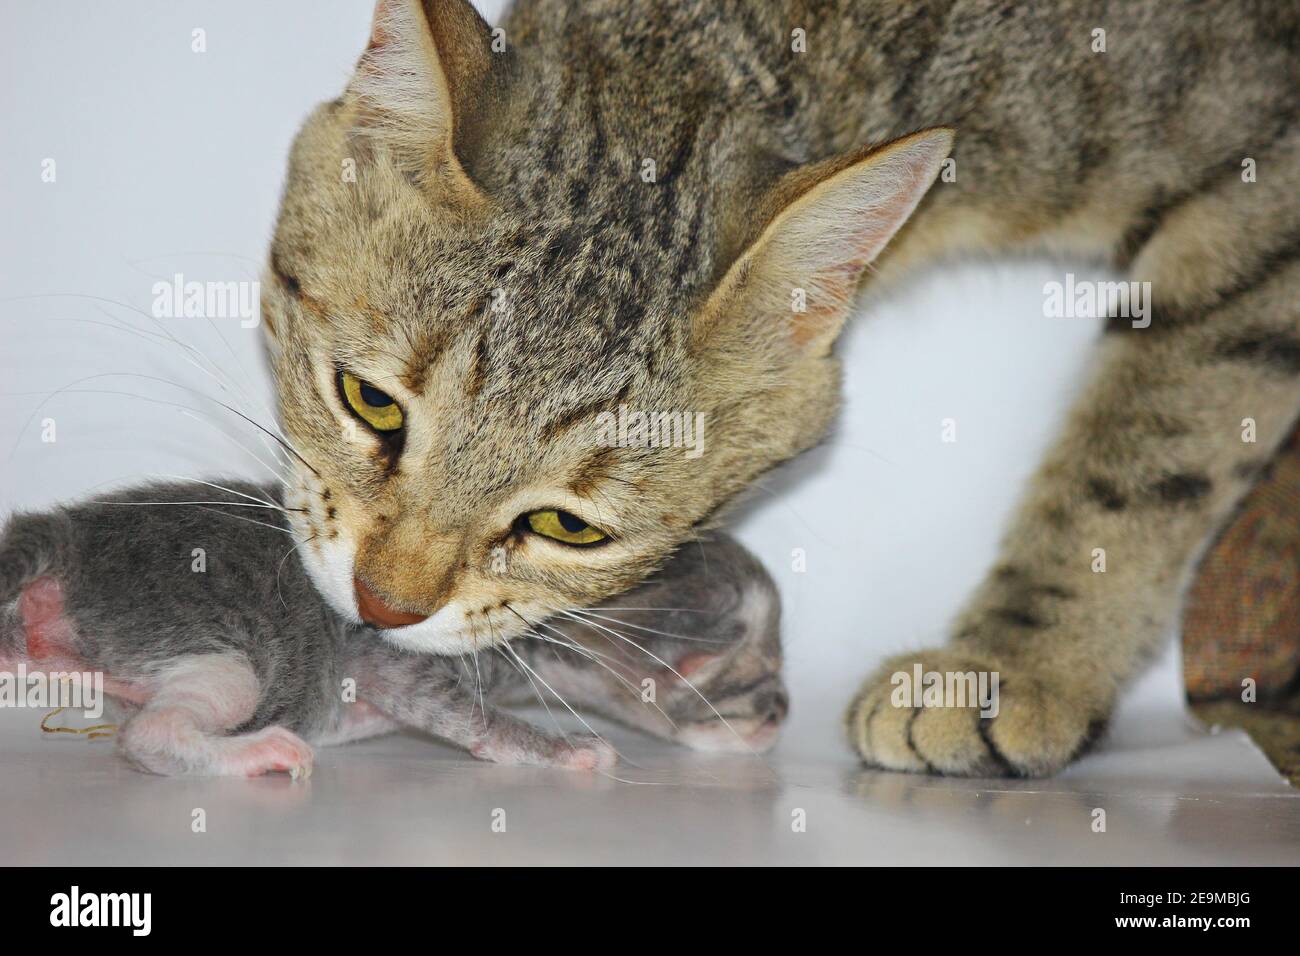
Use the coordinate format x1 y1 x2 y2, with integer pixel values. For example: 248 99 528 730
0 481 786 777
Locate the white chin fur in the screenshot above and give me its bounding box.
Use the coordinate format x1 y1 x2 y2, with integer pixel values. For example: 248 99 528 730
374 605 504 655
295 530 361 624
292 524 519 655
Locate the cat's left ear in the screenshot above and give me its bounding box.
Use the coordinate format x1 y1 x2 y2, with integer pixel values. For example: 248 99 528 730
346 0 511 199
694 128 953 358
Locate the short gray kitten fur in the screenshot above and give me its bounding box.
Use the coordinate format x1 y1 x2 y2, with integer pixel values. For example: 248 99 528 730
0 481 786 776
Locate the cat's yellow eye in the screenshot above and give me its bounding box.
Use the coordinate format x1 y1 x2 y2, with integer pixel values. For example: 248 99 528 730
339 371 403 433
525 509 608 546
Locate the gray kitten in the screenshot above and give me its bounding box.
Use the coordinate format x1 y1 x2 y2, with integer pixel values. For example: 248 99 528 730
0 481 785 777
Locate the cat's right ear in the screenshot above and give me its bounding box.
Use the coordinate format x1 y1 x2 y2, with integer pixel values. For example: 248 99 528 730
692 128 953 361
345 0 511 201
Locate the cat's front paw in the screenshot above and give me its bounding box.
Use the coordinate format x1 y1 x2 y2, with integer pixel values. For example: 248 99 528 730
846 650 1108 777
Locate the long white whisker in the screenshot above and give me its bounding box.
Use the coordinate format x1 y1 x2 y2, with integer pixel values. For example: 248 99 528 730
4 371 318 477
10 295 282 466
2 387 286 481
497 639 621 758
570 607 727 645
527 625 679 732
553 608 754 754
469 623 487 729
488 615 555 724
90 499 293 512
491 641 562 733
276 534 317 611
530 620 635 670
154 473 285 511
504 604 679 732
7 292 282 454
575 606 706 613
177 410 291 486
96 304 274 445
191 505 295 536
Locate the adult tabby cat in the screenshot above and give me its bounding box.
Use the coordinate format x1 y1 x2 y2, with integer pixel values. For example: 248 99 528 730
264 0 1300 776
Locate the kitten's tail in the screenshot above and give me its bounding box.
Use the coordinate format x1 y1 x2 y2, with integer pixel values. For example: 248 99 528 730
0 510 74 650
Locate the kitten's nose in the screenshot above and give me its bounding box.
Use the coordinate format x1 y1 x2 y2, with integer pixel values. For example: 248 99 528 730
354 575 430 628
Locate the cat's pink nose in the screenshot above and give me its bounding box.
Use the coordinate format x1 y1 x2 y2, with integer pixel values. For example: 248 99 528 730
354 576 430 628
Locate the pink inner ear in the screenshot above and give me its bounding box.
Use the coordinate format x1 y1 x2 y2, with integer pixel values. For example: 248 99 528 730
791 302 838 348
676 652 720 679
789 164 937 348
366 0 397 52
791 259 868 347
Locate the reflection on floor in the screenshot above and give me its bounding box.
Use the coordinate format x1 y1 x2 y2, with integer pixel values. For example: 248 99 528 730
0 703 1295 866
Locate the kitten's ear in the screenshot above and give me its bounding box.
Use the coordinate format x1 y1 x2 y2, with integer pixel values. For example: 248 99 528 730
347 0 509 197
694 128 953 358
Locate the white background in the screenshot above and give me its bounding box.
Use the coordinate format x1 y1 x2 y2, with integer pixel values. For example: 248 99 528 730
2 0 1167 759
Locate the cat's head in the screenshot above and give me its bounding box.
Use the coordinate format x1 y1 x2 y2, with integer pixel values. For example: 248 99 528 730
263 0 951 654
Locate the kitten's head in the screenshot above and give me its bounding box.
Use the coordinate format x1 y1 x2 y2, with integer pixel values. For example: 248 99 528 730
263 0 951 653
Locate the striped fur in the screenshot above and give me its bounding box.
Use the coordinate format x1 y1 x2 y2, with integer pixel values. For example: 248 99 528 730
266 0 1300 774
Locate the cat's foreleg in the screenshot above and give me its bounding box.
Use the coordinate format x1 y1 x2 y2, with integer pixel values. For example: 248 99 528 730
849 188 1300 776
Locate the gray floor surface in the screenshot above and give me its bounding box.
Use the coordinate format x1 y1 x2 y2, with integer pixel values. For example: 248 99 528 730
1 702 1295 866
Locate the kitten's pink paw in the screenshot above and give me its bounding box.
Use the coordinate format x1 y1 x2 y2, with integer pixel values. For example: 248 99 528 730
470 732 617 771
554 737 617 771
218 726 315 779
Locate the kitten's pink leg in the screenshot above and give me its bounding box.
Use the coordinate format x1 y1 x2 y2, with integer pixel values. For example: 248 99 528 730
18 577 78 663
315 700 398 746
351 654 617 770
118 654 314 778
467 717 617 771
12 577 148 704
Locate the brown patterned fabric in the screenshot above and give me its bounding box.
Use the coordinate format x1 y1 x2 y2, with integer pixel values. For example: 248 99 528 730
1182 425 1300 702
